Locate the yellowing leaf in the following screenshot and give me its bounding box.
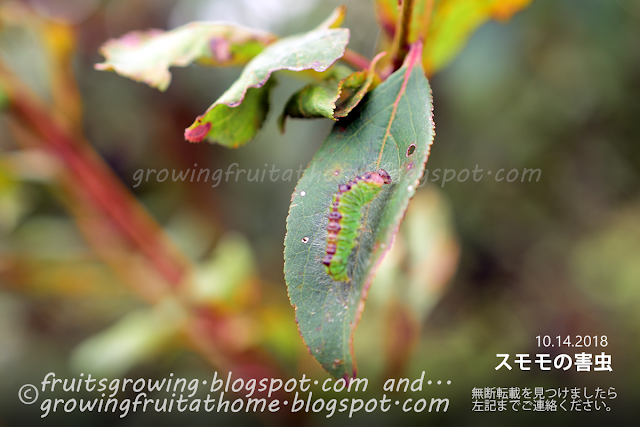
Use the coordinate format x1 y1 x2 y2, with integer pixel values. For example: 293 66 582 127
374 0 534 74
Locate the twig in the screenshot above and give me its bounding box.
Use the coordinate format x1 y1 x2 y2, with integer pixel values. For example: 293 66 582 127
0 61 189 294
389 0 416 71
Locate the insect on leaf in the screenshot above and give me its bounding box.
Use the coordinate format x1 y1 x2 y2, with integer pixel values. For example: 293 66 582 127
284 42 434 379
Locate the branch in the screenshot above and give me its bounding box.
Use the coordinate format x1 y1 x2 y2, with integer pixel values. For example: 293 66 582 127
0 62 189 295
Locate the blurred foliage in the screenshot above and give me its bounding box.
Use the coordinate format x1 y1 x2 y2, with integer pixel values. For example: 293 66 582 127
375 0 534 74
70 298 187 378
0 0 639 425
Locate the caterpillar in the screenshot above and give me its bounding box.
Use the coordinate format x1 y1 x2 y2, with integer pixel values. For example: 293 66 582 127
323 169 392 282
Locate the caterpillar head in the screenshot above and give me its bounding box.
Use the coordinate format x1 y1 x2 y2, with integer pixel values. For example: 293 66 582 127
377 169 392 185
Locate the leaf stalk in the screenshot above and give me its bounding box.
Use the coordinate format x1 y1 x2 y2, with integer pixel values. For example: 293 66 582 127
389 0 416 72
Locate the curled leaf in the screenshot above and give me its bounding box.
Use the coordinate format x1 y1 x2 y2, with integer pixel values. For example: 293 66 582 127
184 121 212 143
186 7 350 147
277 65 352 131
185 79 275 146
279 52 386 131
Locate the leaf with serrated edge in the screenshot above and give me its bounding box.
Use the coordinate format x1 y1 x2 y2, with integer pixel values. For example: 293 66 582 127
95 22 277 91
184 7 350 147
284 42 434 378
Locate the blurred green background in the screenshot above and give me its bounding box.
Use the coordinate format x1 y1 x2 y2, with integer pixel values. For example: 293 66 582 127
0 0 639 425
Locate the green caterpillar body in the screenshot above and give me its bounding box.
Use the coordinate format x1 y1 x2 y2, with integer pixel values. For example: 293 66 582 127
323 169 392 282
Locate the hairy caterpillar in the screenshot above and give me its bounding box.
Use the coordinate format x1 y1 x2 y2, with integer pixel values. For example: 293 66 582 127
323 169 392 282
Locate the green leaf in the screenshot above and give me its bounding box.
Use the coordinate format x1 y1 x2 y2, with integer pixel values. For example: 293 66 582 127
95 22 277 91
186 78 276 148
70 299 186 377
374 0 534 74
185 8 350 147
283 43 434 378
190 231 256 307
278 65 352 131
278 52 386 131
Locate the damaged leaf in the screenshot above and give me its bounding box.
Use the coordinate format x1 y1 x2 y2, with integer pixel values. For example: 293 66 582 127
184 6 350 147
95 22 277 91
279 52 386 131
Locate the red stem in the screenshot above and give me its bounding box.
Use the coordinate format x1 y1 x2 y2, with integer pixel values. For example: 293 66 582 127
342 48 371 70
8 88 187 289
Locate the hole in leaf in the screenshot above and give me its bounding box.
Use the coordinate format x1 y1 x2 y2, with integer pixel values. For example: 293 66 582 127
406 144 416 156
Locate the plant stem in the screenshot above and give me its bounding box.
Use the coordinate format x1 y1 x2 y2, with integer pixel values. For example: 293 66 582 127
389 0 415 71
0 62 189 294
0 51 300 411
342 48 371 70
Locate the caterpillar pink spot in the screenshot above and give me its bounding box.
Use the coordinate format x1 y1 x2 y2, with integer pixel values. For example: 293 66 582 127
323 169 392 282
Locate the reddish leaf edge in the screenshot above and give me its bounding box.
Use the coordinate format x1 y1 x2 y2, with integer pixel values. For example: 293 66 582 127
184 26 350 143
286 40 434 379
346 40 432 379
